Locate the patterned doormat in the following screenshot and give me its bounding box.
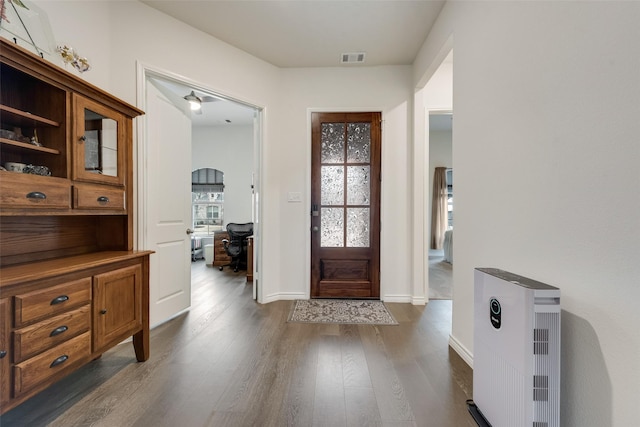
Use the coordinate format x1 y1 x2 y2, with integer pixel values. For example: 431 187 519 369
288 299 398 325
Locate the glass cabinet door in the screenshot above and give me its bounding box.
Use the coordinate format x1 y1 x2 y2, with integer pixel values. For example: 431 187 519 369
72 94 125 186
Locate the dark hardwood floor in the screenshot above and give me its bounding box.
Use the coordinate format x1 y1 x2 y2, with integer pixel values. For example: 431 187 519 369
1 261 475 426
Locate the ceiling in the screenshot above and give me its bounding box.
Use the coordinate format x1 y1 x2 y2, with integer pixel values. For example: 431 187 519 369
141 0 446 68
140 0 448 127
150 77 257 126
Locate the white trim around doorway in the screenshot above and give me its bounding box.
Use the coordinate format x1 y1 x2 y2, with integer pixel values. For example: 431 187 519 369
134 61 266 303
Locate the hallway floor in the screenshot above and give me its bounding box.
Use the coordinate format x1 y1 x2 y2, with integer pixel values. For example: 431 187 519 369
1 261 474 426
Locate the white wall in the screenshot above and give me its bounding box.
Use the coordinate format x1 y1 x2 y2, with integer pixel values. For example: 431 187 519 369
34 1 112 89
415 2 640 426
274 65 414 302
192 125 254 225
428 130 452 180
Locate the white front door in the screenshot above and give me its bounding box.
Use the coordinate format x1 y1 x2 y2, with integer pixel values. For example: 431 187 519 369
145 80 192 326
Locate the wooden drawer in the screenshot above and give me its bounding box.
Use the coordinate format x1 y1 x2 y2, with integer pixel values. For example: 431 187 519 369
14 305 90 363
73 183 125 211
0 173 70 209
14 278 91 327
0 298 10 406
213 231 231 266
13 332 91 396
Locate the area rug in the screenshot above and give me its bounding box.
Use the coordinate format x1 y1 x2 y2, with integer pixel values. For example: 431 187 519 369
288 299 398 325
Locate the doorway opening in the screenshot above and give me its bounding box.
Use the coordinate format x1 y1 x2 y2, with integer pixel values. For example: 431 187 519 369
138 67 262 327
428 112 453 300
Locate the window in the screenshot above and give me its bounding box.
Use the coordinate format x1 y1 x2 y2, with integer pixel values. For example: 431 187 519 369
446 168 453 229
191 168 224 235
192 191 224 235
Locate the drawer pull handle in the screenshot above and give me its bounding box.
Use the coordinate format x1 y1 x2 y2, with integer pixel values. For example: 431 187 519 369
26 191 47 200
50 295 69 305
100 309 107 315
50 355 69 368
97 196 109 203
0 350 6 359
50 325 69 337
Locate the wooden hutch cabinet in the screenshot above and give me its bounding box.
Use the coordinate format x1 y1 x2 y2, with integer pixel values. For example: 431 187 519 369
0 38 151 414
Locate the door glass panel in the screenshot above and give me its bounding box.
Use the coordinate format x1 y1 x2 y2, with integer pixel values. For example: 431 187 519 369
347 166 370 205
347 208 370 247
321 166 344 205
320 121 372 248
347 123 371 163
321 208 344 247
321 123 345 163
84 108 118 177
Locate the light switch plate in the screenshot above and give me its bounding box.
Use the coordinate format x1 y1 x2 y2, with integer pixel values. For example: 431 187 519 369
287 192 302 202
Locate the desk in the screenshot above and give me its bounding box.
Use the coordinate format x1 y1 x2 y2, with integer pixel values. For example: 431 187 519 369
247 236 253 282
213 232 253 282
212 231 231 267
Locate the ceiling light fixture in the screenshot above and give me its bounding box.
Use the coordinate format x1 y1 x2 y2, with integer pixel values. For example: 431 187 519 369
184 91 202 110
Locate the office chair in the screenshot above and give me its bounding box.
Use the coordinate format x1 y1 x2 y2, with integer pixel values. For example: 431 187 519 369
219 222 253 272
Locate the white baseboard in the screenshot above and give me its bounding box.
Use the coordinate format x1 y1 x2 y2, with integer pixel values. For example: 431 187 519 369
449 334 473 368
411 296 427 306
382 294 413 303
261 292 307 303
261 293 420 305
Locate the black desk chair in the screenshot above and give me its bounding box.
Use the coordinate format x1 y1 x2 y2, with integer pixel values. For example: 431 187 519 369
219 222 253 272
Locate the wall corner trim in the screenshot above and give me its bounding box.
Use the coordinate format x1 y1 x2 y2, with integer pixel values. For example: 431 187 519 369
411 296 427 306
449 334 473 368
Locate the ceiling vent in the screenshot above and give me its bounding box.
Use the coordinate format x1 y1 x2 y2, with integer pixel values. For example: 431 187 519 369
341 52 366 64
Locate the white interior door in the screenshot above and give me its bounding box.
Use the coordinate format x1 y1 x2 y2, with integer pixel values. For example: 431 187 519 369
252 112 261 301
145 80 192 326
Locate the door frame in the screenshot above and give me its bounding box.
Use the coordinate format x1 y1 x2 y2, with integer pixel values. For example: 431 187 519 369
135 62 265 312
413 36 453 306
304 107 384 300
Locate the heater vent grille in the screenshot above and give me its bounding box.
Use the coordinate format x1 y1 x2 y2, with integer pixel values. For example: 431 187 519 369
534 328 549 341
533 374 550 402
533 312 561 427
533 375 548 388
534 329 550 355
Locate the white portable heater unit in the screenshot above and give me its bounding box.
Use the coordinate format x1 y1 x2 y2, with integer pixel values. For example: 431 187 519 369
468 268 561 427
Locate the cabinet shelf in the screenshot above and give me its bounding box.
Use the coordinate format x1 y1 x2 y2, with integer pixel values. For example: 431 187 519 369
0 105 60 128
0 138 60 155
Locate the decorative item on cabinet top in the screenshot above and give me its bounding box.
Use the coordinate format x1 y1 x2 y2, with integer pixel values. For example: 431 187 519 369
56 44 91 73
0 0 58 64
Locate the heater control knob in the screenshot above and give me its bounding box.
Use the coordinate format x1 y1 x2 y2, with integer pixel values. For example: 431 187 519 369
490 298 501 315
